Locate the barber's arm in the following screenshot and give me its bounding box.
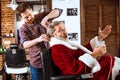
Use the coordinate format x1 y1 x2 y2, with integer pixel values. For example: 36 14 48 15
23 34 50 49
20 27 49 49
41 8 63 28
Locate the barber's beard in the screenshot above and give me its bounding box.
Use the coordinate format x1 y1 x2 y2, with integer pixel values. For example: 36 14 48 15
27 18 34 24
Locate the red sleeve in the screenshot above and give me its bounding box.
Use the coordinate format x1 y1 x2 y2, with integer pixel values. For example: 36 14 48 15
19 26 31 45
84 43 93 52
51 45 91 75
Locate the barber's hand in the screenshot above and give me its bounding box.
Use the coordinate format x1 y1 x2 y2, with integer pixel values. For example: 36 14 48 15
98 25 112 41
91 46 106 59
37 34 50 42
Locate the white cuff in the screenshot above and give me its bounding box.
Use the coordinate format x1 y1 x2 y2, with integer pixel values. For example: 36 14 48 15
79 54 100 73
90 36 105 49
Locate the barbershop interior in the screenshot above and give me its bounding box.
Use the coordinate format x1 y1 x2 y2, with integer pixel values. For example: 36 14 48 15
0 0 120 80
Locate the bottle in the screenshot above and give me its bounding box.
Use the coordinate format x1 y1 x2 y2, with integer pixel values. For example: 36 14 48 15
0 46 5 54
9 30 13 37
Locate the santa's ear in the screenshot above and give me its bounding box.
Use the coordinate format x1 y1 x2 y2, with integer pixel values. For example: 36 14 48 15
47 33 54 37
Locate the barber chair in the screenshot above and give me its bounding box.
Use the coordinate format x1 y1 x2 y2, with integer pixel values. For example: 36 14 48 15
4 44 30 80
40 49 93 80
4 63 29 80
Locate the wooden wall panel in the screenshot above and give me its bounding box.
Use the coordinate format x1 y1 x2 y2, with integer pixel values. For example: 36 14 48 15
81 0 119 56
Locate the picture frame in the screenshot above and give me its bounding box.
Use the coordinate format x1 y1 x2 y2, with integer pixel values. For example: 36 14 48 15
68 33 78 41
67 8 78 16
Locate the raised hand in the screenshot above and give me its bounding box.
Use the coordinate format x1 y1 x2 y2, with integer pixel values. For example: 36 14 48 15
98 25 112 41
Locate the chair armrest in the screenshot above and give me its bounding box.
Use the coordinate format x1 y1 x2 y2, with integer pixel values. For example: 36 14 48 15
81 73 93 78
50 75 78 80
50 73 93 80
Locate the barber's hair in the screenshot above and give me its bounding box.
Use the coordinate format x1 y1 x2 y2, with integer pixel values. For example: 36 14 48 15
16 3 31 16
47 21 63 36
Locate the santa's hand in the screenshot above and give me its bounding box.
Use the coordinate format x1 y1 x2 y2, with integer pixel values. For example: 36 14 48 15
91 46 106 58
98 25 112 41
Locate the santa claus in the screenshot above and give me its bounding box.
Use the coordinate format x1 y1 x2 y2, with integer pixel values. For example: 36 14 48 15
47 21 120 80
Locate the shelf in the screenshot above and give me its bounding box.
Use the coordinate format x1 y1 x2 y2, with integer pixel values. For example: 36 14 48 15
0 36 15 38
16 0 46 5
17 0 40 2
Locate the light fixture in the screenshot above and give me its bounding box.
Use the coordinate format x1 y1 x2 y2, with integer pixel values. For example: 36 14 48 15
59 0 70 3
6 0 18 10
66 0 70 3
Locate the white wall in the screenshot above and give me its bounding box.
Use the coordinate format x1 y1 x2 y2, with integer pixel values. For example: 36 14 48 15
52 0 81 44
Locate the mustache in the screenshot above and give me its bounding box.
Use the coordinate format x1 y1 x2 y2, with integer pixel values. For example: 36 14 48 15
64 34 68 38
